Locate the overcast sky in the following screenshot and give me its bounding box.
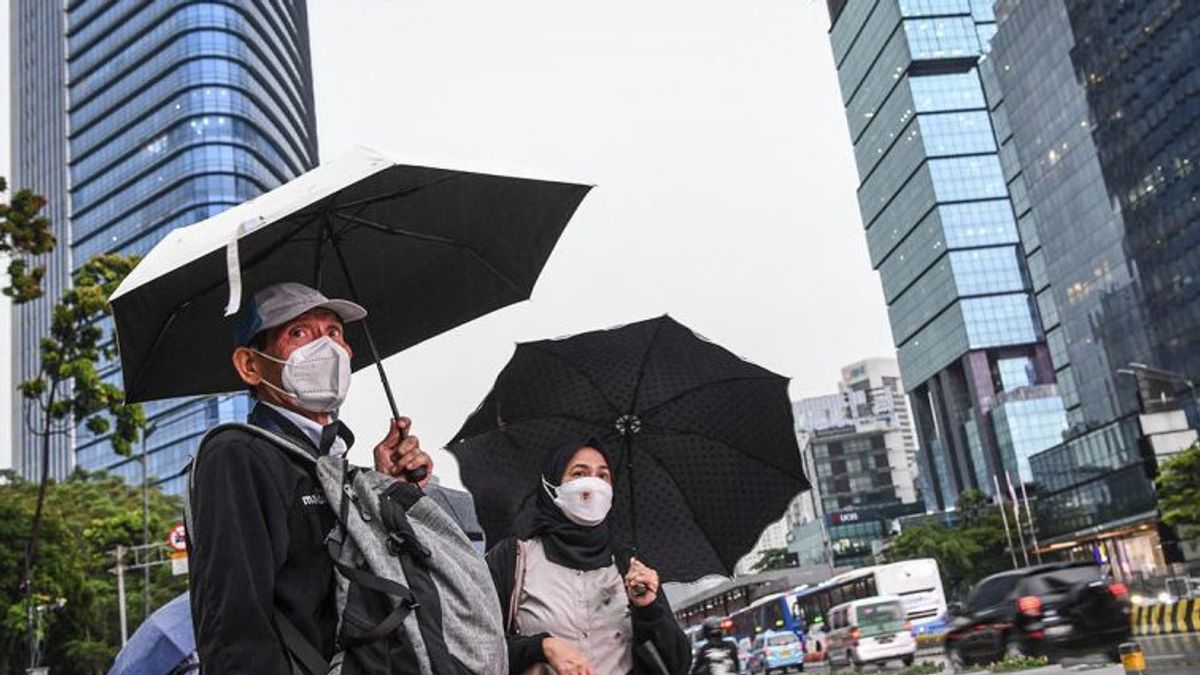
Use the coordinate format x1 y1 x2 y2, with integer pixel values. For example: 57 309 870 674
1 1 895 483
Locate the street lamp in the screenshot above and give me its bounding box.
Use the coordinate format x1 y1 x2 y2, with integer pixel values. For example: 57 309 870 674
140 419 160 621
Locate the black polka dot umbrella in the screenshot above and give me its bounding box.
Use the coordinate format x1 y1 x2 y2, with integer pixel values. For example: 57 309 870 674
447 315 809 582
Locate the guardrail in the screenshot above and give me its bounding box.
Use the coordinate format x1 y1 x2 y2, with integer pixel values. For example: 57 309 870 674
1131 598 1200 635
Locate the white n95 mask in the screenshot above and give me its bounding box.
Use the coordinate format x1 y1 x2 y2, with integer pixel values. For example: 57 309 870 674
544 475 614 527
255 336 351 413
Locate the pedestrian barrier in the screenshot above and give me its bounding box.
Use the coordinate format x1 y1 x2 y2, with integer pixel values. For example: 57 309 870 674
1130 598 1200 635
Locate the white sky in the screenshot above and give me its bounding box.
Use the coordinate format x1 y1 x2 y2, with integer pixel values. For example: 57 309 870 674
1 1 895 484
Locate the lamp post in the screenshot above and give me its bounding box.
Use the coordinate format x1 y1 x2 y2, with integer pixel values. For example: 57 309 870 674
140 419 161 621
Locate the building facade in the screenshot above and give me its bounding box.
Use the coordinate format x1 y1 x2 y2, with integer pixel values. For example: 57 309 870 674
10 0 74 480
10 2 319 489
789 357 924 569
826 0 1066 511
991 0 1200 573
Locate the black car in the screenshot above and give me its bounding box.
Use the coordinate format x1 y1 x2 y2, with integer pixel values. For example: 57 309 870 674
944 562 1130 665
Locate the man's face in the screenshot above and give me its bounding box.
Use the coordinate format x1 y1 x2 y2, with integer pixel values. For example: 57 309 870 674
233 308 353 417
260 308 352 362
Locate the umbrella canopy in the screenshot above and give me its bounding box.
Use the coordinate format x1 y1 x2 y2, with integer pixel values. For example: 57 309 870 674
110 147 591 403
447 316 809 582
108 592 195 675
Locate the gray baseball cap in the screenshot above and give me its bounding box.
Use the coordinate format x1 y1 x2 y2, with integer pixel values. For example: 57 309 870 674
234 282 367 346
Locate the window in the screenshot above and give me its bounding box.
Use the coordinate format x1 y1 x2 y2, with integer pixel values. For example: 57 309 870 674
966 575 1019 612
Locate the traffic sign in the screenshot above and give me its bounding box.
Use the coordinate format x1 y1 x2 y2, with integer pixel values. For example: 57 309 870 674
167 524 188 552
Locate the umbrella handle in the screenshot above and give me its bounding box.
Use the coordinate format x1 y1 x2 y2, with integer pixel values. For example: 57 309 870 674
395 422 428 484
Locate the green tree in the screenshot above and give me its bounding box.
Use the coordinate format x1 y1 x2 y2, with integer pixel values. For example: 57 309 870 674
888 520 981 589
1157 442 1200 541
0 176 57 302
16 253 146 670
887 490 1014 597
750 547 794 572
0 471 188 675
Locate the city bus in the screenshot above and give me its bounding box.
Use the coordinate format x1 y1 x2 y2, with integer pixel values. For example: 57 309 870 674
792 559 946 632
727 586 812 641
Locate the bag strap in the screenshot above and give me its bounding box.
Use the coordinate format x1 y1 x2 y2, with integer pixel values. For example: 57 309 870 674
187 421 318 533
274 609 330 675
188 424 330 675
507 539 528 633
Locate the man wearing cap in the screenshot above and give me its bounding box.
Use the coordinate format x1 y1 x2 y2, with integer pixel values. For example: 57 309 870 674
189 282 433 674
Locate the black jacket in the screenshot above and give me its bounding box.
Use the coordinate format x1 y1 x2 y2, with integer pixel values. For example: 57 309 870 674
188 404 353 674
486 537 692 674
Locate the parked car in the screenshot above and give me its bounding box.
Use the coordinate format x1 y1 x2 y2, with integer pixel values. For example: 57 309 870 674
944 561 1131 666
823 596 916 670
748 630 805 674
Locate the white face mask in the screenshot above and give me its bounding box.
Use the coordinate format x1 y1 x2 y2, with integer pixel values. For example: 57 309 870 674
255 336 351 413
543 475 613 527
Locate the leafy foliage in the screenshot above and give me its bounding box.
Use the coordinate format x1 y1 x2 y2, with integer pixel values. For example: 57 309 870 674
16 253 147 670
18 254 146 457
1156 441 1200 541
750 547 794 572
0 471 188 675
887 490 1016 598
0 176 57 302
989 654 1049 672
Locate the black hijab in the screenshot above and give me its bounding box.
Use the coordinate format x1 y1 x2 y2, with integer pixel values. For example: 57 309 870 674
517 439 615 571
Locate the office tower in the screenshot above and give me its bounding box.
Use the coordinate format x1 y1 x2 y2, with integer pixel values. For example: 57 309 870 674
790 357 923 569
826 0 1066 511
9 1 73 479
991 0 1200 573
10 2 319 490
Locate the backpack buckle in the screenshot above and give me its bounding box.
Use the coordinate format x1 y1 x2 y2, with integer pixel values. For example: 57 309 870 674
386 532 432 559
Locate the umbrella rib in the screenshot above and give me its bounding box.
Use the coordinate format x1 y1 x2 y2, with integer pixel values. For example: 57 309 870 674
621 433 734 577
332 173 462 211
453 413 614 443
333 211 527 299
642 421 808 481
627 319 668 413
636 375 784 418
523 344 624 416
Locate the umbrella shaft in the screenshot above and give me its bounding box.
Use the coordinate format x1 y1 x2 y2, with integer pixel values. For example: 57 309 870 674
326 222 427 483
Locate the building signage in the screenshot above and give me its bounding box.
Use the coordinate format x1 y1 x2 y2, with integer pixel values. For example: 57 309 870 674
830 512 860 524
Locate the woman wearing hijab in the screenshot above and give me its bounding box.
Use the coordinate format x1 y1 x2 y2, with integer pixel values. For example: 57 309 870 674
486 440 692 675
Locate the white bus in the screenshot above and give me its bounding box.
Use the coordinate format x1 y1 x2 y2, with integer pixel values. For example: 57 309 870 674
792 559 946 633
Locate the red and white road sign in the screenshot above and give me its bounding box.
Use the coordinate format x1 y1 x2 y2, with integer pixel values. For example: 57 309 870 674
167 523 188 552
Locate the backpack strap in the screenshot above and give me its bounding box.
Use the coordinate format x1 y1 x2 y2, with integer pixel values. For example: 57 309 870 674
185 422 317 535
274 609 330 675
186 423 330 674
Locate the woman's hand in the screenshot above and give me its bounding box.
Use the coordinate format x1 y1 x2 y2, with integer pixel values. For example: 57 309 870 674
543 636 596 675
624 557 660 608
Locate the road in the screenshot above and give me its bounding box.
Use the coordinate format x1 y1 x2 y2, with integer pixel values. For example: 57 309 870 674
798 632 1200 675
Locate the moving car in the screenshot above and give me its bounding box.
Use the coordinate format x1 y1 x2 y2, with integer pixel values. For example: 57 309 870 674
748 630 805 674
944 562 1130 665
823 596 917 670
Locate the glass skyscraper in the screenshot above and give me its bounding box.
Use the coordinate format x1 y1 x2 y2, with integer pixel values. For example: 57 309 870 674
826 0 1065 510
10 1 319 490
990 0 1200 570
10 0 74 481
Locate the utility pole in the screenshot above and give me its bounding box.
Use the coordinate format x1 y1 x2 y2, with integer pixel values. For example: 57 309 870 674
110 540 178 644
140 420 160 620
115 545 128 646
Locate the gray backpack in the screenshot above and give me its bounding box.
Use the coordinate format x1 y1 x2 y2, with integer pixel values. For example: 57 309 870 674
185 424 507 675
